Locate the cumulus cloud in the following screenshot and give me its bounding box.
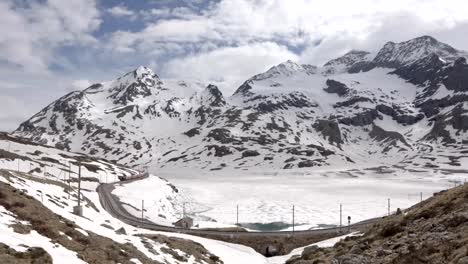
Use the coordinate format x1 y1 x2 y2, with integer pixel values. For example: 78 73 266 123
0 0 101 72
300 11 468 65
108 5 135 17
107 0 468 56
140 7 199 20
2 0 468 131
163 42 298 94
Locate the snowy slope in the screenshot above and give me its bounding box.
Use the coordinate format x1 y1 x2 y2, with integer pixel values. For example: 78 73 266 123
0 204 86 264
0 132 135 182
0 134 267 263
373 35 468 68
13 36 468 173
112 176 184 226
0 170 267 264
0 132 186 225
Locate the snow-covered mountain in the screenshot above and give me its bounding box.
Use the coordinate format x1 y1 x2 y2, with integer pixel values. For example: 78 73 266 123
13 36 468 172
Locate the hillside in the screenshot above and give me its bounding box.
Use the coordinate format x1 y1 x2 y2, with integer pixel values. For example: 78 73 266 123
284 182 468 263
0 134 266 264
12 36 468 173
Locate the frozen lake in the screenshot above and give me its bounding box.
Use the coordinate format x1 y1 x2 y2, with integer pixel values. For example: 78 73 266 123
158 167 458 230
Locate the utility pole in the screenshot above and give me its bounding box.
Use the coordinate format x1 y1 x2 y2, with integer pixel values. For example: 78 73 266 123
420 192 423 202
340 204 342 233
388 198 391 216
78 163 81 208
236 204 239 226
183 202 186 218
292 205 295 233
68 162 71 200
73 162 83 216
17 159 19 172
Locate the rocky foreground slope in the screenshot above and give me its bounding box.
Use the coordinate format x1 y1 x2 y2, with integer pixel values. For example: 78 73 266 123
0 134 265 263
0 171 226 264
286 183 468 264
13 36 468 172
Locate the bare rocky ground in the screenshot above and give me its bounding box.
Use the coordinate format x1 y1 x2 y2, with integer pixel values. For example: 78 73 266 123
142 235 222 264
0 180 158 264
0 178 222 264
0 243 52 264
286 183 468 264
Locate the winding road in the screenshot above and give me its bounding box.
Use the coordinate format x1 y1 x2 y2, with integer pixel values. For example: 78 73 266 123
96 178 379 237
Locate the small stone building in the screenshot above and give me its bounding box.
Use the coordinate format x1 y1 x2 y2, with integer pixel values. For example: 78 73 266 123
173 217 194 229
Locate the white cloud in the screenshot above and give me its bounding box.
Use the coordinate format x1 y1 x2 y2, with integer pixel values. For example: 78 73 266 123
0 0 101 72
108 18 218 53
3 0 468 131
103 0 468 91
108 5 135 17
140 7 198 20
300 12 468 66
107 0 468 59
163 42 298 95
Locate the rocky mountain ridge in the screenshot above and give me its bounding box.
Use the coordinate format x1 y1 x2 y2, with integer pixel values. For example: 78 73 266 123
13 36 468 172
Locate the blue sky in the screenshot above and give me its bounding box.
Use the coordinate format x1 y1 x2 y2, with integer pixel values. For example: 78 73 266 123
1 0 468 131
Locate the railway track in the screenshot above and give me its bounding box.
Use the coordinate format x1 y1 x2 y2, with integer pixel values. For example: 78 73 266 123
96 178 380 238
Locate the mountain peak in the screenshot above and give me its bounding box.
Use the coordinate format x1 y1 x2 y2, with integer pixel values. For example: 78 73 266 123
130 66 161 85
323 50 372 73
273 60 303 73
199 84 226 107
413 35 438 43
108 66 162 105
249 60 317 81
374 35 466 68
134 66 154 79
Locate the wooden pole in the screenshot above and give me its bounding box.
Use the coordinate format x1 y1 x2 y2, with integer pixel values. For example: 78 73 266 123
292 205 295 233
340 204 342 233
236 204 239 226
68 162 71 200
388 198 390 216
77 163 81 208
